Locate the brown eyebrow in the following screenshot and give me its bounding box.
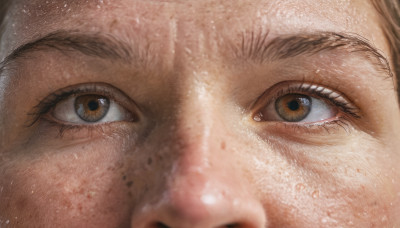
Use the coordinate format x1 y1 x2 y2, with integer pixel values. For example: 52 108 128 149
234 31 394 80
0 30 142 74
1 30 393 85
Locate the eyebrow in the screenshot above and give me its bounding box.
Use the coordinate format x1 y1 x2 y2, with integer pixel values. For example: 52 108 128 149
0 30 138 74
235 31 393 80
0 30 393 83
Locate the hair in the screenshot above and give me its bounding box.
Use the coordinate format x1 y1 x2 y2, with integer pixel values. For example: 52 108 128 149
372 0 400 101
0 0 10 38
0 1 399 100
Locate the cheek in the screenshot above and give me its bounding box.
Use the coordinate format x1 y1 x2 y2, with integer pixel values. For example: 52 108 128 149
0 141 152 227
247 138 400 227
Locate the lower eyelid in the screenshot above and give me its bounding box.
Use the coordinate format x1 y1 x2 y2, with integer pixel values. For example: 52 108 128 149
38 118 135 140
256 116 354 139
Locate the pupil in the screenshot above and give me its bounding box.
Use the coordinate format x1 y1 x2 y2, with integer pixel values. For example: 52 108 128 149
287 100 300 111
87 100 99 111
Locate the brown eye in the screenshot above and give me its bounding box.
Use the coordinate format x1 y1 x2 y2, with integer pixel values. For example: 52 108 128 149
74 95 110 122
275 94 311 122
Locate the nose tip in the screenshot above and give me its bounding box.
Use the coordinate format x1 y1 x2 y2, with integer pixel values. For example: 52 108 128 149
130 174 267 228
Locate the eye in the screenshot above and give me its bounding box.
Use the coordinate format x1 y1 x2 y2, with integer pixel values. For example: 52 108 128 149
259 93 337 123
251 80 362 124
52 94 133 124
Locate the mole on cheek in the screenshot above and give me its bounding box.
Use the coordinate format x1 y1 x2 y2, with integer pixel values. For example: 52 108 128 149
126 181 133 188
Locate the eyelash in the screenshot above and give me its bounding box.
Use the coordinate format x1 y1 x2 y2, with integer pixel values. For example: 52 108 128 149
253 81 361 130
28 84 118 127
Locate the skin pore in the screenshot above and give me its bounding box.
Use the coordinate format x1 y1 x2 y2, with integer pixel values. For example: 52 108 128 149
0 0 400 227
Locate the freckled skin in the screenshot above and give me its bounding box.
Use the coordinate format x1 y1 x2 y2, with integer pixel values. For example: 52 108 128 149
0 0 400 227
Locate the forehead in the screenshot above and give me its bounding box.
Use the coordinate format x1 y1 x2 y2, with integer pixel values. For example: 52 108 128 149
1 0 388 60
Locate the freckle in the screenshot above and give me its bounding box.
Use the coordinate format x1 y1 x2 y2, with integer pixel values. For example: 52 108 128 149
109 19 118 29
220 141 226 150
128 191 133 197
148 157 153 165
126 181 134 187
122 175 126 180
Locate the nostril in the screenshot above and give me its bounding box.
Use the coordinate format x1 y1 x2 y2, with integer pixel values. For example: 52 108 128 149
153 222 247 228
154 223 245 228
155 222 170 228
225 223 240 228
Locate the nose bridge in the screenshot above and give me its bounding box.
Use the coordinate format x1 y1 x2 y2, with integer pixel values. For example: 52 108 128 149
129 80 267 228
175 80 218 167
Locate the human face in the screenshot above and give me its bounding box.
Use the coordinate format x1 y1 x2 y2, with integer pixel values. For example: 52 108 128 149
0 0 399 227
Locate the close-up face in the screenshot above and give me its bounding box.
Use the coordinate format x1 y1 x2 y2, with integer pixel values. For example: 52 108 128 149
0 0 399 227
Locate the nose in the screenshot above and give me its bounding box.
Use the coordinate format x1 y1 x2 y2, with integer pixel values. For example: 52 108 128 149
130 167 266 228
130 114 266 227
130 166 267 228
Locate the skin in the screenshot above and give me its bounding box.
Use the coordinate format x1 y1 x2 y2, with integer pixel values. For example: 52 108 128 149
0 0 400 227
